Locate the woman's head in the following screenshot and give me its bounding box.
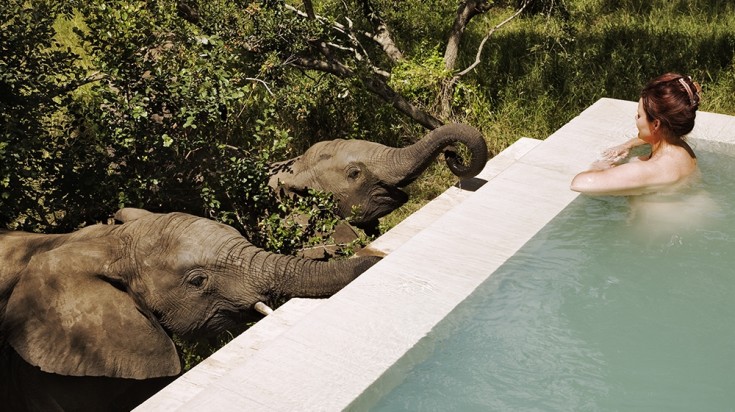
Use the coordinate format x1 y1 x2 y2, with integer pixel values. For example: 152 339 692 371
640 73 701 140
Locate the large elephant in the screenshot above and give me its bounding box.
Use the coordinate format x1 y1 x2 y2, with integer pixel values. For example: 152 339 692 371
268 123 489 230
0 208 380 411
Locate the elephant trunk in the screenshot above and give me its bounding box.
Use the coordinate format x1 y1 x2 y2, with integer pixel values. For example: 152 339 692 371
380 123 489 187
234 241 381 304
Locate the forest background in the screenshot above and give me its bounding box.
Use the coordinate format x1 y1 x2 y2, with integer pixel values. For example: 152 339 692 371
2 0 735 256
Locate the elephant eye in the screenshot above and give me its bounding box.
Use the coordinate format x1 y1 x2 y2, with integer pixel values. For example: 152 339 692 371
347 167 361 180
187 273 208 288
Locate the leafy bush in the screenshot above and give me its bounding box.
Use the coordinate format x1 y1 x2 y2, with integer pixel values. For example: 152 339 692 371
1 0 350 256
0 1 88 231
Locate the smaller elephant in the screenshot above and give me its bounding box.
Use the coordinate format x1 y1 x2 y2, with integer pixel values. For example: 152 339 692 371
268 123 489 230
0 209 380 411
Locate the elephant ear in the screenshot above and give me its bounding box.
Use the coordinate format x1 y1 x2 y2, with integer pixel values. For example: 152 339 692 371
114 207 154 223
272 160 312 196
3 237 181 379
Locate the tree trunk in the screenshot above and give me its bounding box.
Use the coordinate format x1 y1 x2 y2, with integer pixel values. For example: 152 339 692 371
440 1 492 118
444 1 492 71
303 0 315 19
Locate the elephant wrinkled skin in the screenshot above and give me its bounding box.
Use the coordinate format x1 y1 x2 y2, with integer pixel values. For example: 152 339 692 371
0 209 380 411
269 123 489 229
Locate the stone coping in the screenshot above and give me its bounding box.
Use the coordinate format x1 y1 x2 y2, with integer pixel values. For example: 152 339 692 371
136 99 735 411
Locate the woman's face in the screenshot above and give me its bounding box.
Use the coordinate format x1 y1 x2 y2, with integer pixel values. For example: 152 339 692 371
636 98 656 144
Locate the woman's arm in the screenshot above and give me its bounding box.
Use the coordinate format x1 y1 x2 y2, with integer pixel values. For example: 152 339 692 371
601 137 648 161
570 160 665 196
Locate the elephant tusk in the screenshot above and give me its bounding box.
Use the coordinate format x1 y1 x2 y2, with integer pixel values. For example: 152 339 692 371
254 301 274 316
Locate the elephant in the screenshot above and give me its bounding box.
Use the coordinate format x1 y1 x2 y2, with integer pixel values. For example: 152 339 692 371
268 123 489 231
0 208 380 411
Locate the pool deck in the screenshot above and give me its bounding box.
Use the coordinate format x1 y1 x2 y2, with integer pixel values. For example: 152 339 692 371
135 98 735 411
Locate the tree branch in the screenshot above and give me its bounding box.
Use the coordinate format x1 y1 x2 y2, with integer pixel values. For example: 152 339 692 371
290 57 442 130
245 77 274 96
456 1 529 77
439 1 527 118
54 71 106 97
291 56 353 78
303 0 316 19
356 0 403 62
284 3 401 64
281 3 441 129
363 76 443 130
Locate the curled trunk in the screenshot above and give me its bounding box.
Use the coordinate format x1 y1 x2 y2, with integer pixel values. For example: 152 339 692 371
381 123 489 187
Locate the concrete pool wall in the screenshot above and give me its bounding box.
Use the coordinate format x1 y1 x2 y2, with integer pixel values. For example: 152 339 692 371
136 98 735 411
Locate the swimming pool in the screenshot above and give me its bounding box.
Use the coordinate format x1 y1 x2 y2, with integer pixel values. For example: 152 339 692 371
364 143 735 410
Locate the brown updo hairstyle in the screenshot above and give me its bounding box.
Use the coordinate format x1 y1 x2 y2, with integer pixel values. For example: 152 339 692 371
640 73 702 153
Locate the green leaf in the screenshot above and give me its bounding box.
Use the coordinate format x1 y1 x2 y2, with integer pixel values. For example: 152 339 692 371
162 134 173 147
183 115 197 129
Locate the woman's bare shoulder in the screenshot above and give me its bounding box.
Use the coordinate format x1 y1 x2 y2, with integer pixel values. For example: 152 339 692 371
656 145 698 181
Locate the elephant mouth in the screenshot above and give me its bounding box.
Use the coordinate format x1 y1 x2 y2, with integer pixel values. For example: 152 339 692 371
186 309 259 338
350 185 409 225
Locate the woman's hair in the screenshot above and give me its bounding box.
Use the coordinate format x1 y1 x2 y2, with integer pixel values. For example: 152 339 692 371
640 72 701 139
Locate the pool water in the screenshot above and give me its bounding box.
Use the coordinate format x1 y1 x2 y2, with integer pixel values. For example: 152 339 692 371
365 146 735 411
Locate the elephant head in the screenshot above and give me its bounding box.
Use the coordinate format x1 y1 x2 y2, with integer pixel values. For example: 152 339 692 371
268 123 489 228
0 209 380 381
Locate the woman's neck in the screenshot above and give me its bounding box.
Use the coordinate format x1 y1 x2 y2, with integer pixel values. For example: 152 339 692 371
649 138 665 158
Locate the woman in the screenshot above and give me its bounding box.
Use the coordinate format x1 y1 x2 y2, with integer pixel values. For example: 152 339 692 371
571 73 701 196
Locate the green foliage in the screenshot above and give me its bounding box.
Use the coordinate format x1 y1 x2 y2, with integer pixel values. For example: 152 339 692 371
0 1 88 231
75 0 263 210
390 51 451 109
378 0 457 54
1 1 316 241
255 189 341 255
248 1 325 58
174 328 243 371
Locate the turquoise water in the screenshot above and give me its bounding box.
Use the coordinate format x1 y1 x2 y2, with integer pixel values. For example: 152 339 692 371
366 146 735 411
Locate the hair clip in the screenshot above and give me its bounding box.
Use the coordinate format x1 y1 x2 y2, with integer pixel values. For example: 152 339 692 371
678 77 696 107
